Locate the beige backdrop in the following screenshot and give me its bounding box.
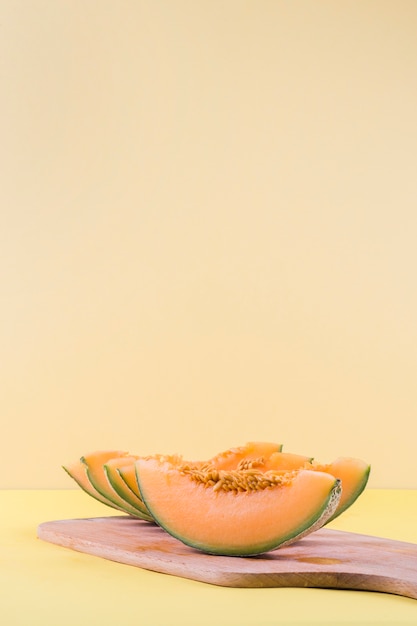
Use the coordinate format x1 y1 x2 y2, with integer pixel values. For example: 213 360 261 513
1 0 417 488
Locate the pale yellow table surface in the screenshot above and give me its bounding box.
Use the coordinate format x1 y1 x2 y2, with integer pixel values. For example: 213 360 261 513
1 489 417 626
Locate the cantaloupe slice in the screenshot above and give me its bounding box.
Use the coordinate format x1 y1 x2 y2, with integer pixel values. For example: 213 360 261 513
251 452 370 522
312 457 371 522
80 451 150 518
104 458 153 521
135 458 342 556
63 452 128 514
64 445 370 531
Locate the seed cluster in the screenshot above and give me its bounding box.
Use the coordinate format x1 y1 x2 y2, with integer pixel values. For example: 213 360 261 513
237 456 265 470
178 463 295 493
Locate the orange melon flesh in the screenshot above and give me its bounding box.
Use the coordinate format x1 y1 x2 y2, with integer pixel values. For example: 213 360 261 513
81 451 147 517
135 458 342 556
118 454 184 501
104 458 153 521
262 452 313 471
244 452 370 522
313 457 371 522
118 463 142 499
207 441 283 471
63 454 127 513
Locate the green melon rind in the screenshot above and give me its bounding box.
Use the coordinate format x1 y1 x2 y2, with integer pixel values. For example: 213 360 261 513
278 479 341 548
104 464 154 522
325 464 371 523
62 463 127 514
81 459 146 518
136 465 342 557
63 458 152 519
118 465 144 500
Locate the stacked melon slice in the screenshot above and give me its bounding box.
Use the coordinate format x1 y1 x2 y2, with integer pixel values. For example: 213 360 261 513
63 442 370 556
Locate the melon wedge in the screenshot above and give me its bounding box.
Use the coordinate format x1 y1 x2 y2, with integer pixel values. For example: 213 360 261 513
251 452 370 522
104 458 154 522
80 451 148 518
63 452 128 514
135 458 342 556
312 457 371 522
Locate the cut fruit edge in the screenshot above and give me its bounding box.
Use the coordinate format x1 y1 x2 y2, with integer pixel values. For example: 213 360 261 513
104 460 154 521
135 458 343 556
80 451 151 518
63 457 128 514
63 444 370 528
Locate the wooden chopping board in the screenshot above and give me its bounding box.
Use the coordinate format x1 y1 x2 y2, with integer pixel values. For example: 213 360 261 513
37 516 417 599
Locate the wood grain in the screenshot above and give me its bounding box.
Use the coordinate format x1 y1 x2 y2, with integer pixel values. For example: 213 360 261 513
37 516 417 599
